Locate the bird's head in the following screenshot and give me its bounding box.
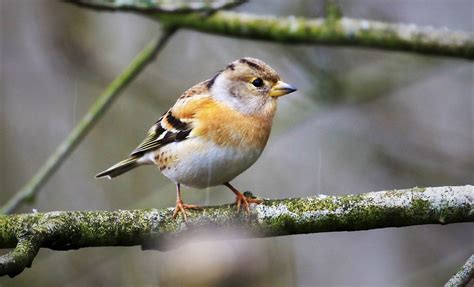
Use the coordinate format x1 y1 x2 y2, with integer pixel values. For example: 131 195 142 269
210 57 297 116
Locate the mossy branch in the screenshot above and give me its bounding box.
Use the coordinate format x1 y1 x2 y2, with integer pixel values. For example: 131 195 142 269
445 255 474 287
69 1 474 60
1 185 472 277
0 29 176 214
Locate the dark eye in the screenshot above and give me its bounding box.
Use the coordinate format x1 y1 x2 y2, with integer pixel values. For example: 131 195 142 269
252 78 264 87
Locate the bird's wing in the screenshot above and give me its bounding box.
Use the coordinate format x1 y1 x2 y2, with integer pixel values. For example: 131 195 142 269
129 81 212 156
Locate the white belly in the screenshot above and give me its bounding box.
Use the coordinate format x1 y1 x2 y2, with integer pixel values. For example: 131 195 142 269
159 138 263 188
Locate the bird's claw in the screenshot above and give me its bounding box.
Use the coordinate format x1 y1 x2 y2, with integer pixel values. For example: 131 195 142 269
173 200 201 221
235 192 263 213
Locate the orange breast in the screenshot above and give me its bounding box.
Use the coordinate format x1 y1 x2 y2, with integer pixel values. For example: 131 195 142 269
192 99 276 149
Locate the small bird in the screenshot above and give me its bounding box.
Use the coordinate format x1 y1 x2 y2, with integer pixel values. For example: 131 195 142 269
96 57 297 220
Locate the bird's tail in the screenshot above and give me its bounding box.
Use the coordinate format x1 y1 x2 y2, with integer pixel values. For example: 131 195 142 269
96 157 140 179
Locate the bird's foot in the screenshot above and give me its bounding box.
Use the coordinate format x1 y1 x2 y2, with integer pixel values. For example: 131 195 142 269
235 191 263 213
173 200 200 221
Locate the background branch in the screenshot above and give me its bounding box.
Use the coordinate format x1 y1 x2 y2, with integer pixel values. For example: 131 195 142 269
1 185 472 277
69 0 247 13
0 29 176 214
69 1 474 60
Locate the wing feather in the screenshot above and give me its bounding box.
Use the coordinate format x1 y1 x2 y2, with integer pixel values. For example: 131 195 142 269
130 113 192 156
130 82 211 156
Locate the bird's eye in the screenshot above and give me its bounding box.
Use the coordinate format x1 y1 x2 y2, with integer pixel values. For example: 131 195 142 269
252 78 264 87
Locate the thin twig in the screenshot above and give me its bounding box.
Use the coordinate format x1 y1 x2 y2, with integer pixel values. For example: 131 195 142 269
0 185 472 277
0 28 176 214
445 255 474 287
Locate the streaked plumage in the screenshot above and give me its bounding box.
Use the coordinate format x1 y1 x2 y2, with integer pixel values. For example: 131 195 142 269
96 57 297 220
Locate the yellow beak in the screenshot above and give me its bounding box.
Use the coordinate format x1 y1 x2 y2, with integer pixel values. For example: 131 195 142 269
269 80 297 97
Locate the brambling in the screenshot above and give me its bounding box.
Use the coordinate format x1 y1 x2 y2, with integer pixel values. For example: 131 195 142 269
96 57 297 220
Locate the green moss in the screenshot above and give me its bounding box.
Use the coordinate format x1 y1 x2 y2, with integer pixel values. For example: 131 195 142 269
411 198 432 214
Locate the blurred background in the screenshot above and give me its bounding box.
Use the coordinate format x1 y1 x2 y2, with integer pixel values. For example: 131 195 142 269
1 0 473 286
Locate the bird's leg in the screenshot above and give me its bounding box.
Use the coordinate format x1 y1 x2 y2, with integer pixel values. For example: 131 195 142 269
224 182 263 213
173 183 200 221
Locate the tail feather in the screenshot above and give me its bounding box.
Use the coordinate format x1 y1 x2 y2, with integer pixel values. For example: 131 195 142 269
96 157 140 179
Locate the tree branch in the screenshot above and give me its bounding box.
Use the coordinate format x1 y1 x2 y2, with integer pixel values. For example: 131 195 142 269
0 28 176 214
0 238 41 278
1 185 472 277
68 1 474 60
445 255 474 287
68 0 247 13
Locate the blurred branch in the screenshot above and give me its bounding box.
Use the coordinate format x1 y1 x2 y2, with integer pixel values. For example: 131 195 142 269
445 255 474 287
0 28 176 214
68 0 247 13
68 1 474 60
1 185 472 277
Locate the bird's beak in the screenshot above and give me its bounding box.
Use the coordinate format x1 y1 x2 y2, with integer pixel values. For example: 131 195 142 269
269 81 297 97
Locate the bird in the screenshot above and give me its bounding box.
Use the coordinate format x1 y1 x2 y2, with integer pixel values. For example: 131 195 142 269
96 57 297 220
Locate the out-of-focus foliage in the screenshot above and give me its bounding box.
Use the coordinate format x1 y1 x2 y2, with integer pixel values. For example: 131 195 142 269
0 0 472 286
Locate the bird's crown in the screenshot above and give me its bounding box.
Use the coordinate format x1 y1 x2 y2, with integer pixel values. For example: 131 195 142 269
224 57 281 85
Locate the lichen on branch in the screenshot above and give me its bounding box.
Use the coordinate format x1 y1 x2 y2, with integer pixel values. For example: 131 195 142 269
0 185 472 277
